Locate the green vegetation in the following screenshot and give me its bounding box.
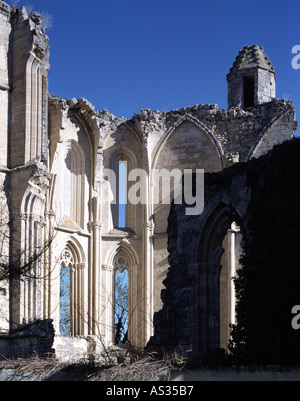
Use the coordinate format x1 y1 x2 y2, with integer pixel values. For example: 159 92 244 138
229 139 300 365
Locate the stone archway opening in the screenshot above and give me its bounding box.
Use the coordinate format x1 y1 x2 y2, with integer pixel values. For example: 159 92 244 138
114 266 129 344
59 248 72 337
195 203 245 354
219 221 243 349
58 241 86 338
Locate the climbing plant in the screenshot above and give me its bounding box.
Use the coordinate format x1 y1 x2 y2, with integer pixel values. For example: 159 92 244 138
229 139 300 365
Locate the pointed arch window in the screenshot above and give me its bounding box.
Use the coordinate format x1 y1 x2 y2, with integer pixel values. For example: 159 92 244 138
114 253 129 343
118 161 127 228
59 249 73 337
108 148 137 233
59 243 86 337
63 141 85 228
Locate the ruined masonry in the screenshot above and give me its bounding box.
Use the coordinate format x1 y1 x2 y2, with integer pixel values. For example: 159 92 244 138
0 3 297 360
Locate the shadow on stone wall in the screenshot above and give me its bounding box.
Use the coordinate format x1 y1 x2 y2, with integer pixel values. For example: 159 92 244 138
147 138 300 365
0 319 55 360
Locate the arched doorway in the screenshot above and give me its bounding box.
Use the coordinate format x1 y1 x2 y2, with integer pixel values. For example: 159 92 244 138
195 203 245 354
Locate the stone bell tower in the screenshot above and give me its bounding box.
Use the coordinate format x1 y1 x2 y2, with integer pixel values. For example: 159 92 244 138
227 44 276 109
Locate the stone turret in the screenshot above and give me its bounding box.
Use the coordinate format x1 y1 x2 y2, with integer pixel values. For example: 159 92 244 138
227 45 276 109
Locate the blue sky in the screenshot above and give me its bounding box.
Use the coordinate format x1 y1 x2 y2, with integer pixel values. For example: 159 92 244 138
22 0 299 136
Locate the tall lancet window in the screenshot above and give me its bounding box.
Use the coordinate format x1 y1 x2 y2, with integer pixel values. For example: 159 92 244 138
118 161 127 228
63 141 85 228
114 268 129 344
60 249 72 337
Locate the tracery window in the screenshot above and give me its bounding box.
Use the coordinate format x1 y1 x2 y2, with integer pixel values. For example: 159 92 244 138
58 244 85 337
114 253 129 344
59 249 73 336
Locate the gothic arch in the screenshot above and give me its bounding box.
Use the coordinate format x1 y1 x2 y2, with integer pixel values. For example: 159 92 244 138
63 139 85 228
16 170 49 324
103 121 143 147
49 137 88 229
102 122 144 174
151 115 224 171
150 117 224 234
124 121 149 169
58 237 87 336
106 240 139 270
48 97 101 187
59 236 86 265
21 190 45 219
247 108 294 160
67 100 101 153
106 146 139 232
193 201 245 354
21 166 50 218
109 146 138 172
25 54 43 162
20 188 46 266
102 241 139 344
195 201 244 265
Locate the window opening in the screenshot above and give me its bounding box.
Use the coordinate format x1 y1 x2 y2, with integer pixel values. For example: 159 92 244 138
220 221 242 348
118 161 127 228
60 249 72 337
114 265 128 344
243 76 255 108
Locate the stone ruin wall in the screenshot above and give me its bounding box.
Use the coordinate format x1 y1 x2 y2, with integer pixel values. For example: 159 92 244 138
0 0 298 361
97 98 297 315
0 3 11 327
148 138 300 357
0 319 55 359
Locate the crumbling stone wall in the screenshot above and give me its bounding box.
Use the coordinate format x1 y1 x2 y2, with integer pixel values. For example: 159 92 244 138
99 99 297 166
0 1 298 361
0 319 55 360
147 138 300 357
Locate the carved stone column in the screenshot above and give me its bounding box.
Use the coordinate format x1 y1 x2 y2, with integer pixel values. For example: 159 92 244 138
89 220 102 336
141 221 154 347
101 263 114 346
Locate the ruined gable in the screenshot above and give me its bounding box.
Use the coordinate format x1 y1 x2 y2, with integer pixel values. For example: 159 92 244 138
0 0 297 361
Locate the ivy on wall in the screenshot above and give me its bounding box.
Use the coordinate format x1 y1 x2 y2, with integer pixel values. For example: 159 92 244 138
229 138 300 365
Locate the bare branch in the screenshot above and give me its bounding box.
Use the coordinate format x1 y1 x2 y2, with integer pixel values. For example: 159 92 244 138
39 11 53 31
10 0 21 6
25 2 33 14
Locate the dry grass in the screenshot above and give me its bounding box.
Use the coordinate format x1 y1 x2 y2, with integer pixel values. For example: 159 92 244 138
88 352 184 381
0 349 187 381
0 354 65 379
